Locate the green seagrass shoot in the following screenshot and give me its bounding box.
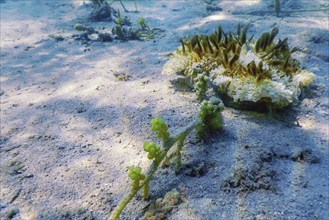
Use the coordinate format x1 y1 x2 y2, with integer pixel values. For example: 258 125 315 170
109 99 224 220
138 17 150 30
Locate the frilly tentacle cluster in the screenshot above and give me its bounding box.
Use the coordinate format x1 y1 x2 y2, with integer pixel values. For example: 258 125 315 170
162 25 316 110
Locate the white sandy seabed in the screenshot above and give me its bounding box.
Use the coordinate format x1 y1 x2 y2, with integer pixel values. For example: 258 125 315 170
0 0 328 219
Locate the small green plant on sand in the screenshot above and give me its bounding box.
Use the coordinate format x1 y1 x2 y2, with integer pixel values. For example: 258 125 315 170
117 17 124 26
112 16 159 41
162 24 316 112
109 98 224 220
138 17 150 30
136 17 161 39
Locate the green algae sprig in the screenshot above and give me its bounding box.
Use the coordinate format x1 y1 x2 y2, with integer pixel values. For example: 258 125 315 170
109 101 224 220
163 25 316 111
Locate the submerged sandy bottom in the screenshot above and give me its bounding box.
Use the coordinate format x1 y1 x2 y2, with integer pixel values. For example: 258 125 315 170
1 0 328 219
